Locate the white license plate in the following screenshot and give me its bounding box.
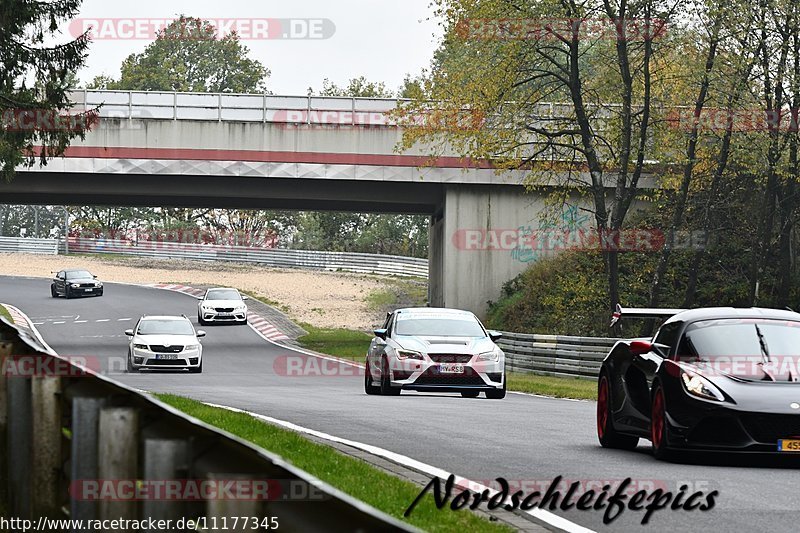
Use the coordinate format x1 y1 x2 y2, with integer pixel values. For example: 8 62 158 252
438 364 465 374
84 288 93 292
217 313 233 317
156 354 178 360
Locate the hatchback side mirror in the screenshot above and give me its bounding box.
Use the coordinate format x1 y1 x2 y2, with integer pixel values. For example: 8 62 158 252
196 330 206 338
124 329 134 336
242 296 249 300
373 328 388 340
487 330 503 342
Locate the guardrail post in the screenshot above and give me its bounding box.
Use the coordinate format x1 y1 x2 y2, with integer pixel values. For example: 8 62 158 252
205 473 262 531
31 375 62 517
71 397 108 524
142 439 188 527
7 373 32 518
98 407 139 520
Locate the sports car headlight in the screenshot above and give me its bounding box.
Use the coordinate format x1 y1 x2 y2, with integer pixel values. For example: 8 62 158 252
396 349 424 360
71 283 80 288
478 347 502 362
681 371 724 402
133 343 148 350
235 305 246 311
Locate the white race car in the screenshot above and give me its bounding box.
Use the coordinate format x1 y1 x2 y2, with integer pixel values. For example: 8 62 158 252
197 287 249 325
125 315 205 373
365 307 506 398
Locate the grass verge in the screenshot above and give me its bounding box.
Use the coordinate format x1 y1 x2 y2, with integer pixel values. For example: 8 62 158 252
296 323 372 363
157 394 511 533
0 305 11 323
507 372 597 400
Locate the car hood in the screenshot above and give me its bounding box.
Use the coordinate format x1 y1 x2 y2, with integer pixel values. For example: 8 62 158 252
133 334 197 346
394 335 496 355
67 277 97 283
201 299 245 307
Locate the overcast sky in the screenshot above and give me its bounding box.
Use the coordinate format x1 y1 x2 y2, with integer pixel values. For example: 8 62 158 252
64 0 442 95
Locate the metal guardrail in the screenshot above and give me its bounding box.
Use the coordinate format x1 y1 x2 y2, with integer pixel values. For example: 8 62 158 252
63 238 429 278
497 331 619 380
0 236 58 255
0 311 414 531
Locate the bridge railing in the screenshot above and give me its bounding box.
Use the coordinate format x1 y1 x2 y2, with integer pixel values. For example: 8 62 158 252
62 237 429 278
497 331 619 380
0 236 58 255
0 310 414 530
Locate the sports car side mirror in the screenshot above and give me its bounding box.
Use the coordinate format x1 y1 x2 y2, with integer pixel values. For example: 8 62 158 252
487 330 503 342
93 275 98 279
629 340 653 355
124 329 134 336
373 328 388 340
242 296 249 300
196 330 206 338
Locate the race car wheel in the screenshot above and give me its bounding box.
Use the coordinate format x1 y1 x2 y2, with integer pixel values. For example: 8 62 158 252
65 287 72 299
651 384 672 460
486 376 506 399
190 360 203 374
51 285 57 298
597 373 638 450
461 390 480 398
379 357 400 396
126 351 138 373
197 314 206 326
364 359 380 395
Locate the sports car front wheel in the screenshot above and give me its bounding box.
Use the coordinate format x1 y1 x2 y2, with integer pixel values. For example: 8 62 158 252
597 374 638 450
650 385 673 460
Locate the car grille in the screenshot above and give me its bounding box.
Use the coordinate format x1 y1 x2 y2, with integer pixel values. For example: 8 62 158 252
414 367 486 386
145 359 187 366
741 414 800 442
215 307 235 313
428 354 474 363
78 283 96 288
149 345 184 353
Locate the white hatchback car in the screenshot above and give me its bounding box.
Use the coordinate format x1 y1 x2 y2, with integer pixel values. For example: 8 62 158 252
125 316 205 373
197 287 249 325
365 307 506 398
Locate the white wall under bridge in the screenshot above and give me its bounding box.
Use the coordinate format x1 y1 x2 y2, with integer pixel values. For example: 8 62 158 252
4 90 659 318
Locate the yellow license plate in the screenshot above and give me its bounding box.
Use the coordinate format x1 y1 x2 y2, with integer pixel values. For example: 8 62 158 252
777 439 800 452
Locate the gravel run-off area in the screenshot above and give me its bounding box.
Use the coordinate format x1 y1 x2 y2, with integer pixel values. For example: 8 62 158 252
0 253 425 331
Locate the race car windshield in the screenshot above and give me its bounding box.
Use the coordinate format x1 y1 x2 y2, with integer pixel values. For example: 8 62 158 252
681 319 800 359
206 289 241 300
395 317 486 337
66 270 93 279
137 320 196 336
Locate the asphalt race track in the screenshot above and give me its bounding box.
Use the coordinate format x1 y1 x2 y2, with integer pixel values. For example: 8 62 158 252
2 275 798 532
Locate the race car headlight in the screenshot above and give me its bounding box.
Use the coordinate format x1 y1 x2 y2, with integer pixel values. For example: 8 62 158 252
235 305 246 311
396 349 424 360
71 283 80 288
133 343 148 350
681 371 724 402
478 347 502 362
95 282 102 287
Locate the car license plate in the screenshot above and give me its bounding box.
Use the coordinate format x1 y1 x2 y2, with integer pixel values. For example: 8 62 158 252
217 313 232 317
84 288 93 292
777 439 800 452
156 354 178 360
438 364 464 374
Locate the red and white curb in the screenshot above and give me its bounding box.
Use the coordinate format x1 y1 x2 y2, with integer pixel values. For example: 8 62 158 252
146 283 290 342
2 304 29 328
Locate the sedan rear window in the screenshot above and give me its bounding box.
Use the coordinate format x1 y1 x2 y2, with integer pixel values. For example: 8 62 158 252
395 316 486 337
137 320 195 336
206 289 241 300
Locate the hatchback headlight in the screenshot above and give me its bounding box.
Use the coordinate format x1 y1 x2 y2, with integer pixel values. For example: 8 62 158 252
184 344 200 350
71 283 80 288
133 343 148 350
680 370 724 402
478 347 502 362
396 349 424 360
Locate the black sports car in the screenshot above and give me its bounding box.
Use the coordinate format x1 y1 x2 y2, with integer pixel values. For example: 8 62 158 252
51 269 104 298
598 305 800 459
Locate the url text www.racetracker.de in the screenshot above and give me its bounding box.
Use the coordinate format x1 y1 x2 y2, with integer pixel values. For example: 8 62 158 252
405 475 718 525
0 516 279 532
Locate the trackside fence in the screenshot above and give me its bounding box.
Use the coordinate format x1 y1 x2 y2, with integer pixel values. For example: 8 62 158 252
0 236 58 255
497 332 620 380
60 237 429 278
0 313 415 531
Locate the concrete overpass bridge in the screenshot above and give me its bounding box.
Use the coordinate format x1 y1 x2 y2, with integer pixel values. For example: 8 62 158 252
1 90 654 316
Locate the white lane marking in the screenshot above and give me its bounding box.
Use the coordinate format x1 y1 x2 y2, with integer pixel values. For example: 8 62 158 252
74 320 88 324
205 402 595 533
117 318 132 321
52 321 65 324
96 319 110 322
